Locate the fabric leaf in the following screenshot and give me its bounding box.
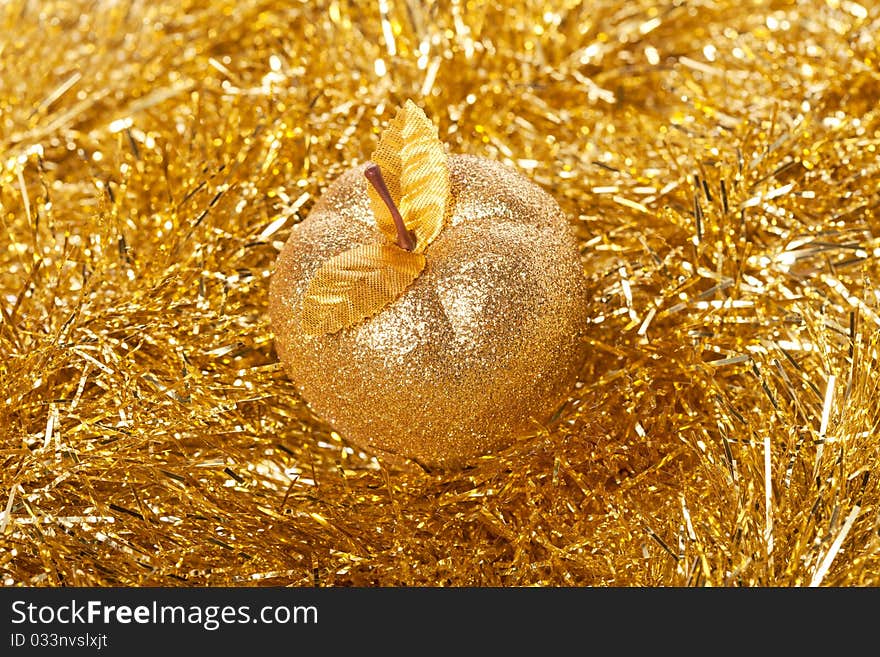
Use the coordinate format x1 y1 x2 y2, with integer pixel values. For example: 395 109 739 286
368 99 448 251
397 101 449 250
301 243 426 335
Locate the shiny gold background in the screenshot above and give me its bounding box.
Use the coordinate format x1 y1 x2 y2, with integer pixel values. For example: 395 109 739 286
1 0 878 586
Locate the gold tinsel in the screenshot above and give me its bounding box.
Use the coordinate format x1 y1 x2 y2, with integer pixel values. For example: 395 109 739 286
1 0 878 586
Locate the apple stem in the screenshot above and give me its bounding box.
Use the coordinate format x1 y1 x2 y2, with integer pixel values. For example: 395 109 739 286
364 162 416 251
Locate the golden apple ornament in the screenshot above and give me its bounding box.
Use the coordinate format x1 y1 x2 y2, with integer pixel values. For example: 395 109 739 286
269 100 589 469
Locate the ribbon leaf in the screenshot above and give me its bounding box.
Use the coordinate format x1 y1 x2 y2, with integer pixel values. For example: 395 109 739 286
368 99 449 252
301 243 426 336
304 101 446 336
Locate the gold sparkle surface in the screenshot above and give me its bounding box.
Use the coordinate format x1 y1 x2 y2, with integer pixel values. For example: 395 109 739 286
270 155 589 469
1 0 879 586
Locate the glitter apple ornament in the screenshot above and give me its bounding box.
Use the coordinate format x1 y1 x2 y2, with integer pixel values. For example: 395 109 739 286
269 100 589 469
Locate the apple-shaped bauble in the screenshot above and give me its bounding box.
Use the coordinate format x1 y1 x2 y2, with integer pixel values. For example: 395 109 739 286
269 100 589 469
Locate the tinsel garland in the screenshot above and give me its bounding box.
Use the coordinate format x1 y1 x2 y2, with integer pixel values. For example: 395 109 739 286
1 0 878 586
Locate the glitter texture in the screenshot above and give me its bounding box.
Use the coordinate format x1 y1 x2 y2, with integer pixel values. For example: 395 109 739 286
1 0 879 586
270 156 589 468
